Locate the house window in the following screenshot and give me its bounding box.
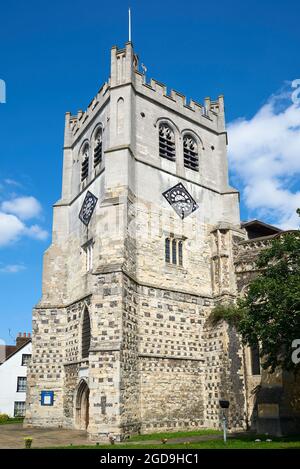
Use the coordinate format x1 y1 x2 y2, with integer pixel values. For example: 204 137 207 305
83 241 93 272
21 354 31 366
159 123 175 161
17 377 27 392
250 344 261 375
81 143 89 181
94 128 103 167
14 401 26 417
82 308 91 359
183 135 198 171
165 238 183 266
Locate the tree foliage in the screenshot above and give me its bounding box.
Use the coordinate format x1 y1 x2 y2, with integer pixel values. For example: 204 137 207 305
210 217 300 373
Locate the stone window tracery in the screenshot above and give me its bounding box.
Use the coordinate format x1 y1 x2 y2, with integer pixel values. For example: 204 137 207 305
159 123 175 161
81 143 89 181
93 128 102 167
183 135 198 171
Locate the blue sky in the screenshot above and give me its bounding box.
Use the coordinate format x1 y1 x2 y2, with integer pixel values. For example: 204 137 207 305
0 0 300 343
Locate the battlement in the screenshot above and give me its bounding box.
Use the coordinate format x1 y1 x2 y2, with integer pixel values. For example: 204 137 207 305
65 42 226 144
133 68 225 129
66 81 110 141
111 42 225 131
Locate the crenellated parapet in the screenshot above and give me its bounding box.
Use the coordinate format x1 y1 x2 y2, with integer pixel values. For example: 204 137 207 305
133 69 225 132
65 42 226 147
111 42 225 132
65 82 110 144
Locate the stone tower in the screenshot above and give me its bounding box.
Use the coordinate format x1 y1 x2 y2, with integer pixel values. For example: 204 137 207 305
25 42 248 440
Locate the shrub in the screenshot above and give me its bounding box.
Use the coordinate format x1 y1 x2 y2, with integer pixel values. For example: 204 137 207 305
24 437 33 449
0 414 10 423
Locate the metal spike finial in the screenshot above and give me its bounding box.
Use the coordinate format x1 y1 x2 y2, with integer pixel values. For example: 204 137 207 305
128 7 132 42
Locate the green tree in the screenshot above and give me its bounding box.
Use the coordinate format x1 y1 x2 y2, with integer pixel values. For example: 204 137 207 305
211 213 300 373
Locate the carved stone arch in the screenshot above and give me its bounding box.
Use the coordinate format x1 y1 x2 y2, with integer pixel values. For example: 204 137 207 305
154 117 180 135
91 122 104 141
74 378 90 430
155 118 180 162
75 378 88 407
181 128 204 150
181 130 201 171
79 139 90 182
91 123 104 167
78 139 90 159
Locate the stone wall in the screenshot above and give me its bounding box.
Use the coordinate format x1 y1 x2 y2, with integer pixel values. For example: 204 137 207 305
140 357 204 432
25 307 66 427
26 40 248 438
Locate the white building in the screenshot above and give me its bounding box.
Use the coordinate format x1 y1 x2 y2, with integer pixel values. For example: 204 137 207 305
0 334 32 417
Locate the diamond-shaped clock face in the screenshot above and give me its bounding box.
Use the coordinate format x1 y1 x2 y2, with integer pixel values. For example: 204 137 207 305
162 183 199 219
79 191 98 226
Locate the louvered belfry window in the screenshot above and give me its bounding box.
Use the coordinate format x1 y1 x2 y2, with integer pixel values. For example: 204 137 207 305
159 123 175 161
82 308 91 359
183 135 198 171
94 129 102 167
81 144 89 181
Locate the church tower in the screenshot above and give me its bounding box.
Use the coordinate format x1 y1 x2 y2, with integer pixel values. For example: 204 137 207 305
25 42 247 440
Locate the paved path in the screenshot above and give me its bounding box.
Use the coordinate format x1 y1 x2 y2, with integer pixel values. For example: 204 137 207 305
0 424 231 449
0 424 88 449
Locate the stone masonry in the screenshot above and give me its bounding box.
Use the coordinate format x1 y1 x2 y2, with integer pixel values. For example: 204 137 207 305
24 41 282 440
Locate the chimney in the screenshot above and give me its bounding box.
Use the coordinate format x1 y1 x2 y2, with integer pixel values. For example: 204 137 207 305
16 332 31 348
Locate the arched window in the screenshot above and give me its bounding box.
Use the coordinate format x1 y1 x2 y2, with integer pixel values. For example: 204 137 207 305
183 135 198 171
81 143 89 181
93 128 102 167
159 123 175 161
82 308 91 359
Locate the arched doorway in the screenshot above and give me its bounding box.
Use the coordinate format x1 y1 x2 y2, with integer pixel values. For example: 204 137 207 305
75 380 90 430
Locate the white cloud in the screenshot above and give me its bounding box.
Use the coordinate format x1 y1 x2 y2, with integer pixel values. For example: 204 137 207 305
0 264 26 273
228 86 300 230
25 224 48 241
0 187 48 247
0 212 25 246
4 179 22 187
1 196 42 220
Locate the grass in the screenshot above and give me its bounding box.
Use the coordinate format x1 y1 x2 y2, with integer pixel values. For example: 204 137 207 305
52 439 300 449
48 431 300 449
0 417 24 425
128 428 221 441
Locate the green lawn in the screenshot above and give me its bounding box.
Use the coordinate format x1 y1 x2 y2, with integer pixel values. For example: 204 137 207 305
50 432 300 449
128 428 221 441
54 440 300 449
